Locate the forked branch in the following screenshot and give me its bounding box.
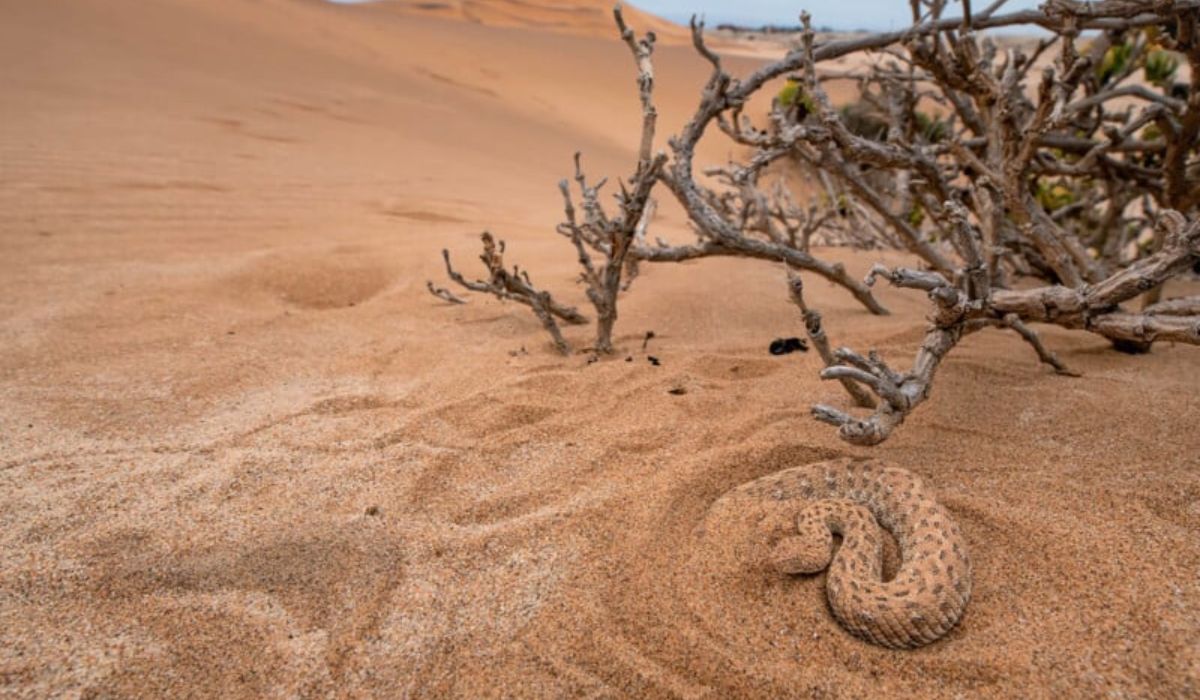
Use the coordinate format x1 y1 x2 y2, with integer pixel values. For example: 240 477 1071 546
440 232 587 355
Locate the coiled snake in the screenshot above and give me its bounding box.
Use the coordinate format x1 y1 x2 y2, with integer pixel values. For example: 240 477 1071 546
765 459 971 649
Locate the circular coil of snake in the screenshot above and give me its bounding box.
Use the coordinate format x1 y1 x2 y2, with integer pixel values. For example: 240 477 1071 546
764 458 972 649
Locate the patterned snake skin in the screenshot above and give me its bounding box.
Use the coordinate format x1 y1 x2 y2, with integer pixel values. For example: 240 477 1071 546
766 459 971 649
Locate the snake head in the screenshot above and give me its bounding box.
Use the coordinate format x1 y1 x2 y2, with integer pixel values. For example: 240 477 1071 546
769 530 834 575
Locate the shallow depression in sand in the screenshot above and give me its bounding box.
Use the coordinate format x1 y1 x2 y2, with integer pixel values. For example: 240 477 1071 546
229 249 397 310
670 474 859 677
590 456 921 693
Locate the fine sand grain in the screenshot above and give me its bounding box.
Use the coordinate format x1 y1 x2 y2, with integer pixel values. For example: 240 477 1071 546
2 1 1199 698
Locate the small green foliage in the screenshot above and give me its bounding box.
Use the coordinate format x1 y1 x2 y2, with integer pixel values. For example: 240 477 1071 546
1144 50 1179 88
1137 124 1165 167
1097 42 1133 84
1036 179 1075 212
777 78 815 115
907 203 925 228
777 79 801 107
818 192 851 217
913 111 948 143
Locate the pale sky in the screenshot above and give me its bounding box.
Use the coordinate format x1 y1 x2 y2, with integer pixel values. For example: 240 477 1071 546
329 1 1044 31
636 0 1042 30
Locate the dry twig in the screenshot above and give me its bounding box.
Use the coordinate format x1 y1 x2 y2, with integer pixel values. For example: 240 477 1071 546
441 233 586 355
426 281 467 305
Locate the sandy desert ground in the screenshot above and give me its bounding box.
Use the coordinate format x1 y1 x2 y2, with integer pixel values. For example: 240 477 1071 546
2 0 1199 697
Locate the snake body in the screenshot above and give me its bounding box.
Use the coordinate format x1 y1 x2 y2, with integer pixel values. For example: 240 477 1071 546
765 459 971 649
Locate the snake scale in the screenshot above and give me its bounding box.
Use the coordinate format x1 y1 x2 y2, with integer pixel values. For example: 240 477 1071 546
765 458 971 649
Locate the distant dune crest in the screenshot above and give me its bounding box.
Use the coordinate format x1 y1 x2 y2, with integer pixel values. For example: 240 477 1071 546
370 0 688 40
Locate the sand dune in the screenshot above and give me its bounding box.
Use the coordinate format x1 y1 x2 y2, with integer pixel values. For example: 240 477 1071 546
2 0 1199 697
362 0 690 40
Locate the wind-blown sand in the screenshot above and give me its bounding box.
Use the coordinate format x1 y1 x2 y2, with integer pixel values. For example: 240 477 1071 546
1 0 1198 697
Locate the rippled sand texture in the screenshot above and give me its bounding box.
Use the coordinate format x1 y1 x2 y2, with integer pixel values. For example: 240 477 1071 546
2 1 1199 697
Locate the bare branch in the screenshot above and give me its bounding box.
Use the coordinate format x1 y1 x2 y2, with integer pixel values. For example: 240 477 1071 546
787 269 876 408
426 280 466 305
998 314 1080 377
440 234 586 355
1146 296 1200 317
812 324 964 446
